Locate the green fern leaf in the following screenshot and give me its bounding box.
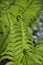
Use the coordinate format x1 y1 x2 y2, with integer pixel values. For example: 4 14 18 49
0 0 43 65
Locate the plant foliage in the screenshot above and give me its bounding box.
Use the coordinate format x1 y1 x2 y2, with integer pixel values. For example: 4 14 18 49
0 0 43 65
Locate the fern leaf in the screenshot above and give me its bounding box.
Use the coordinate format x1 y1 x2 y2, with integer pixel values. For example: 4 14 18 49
0 0 43 65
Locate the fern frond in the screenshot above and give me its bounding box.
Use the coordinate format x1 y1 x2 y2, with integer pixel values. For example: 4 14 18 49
0 0 43 65
21 43 43 65
0 13 10 56
21 33 43 65
0 12 33 65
